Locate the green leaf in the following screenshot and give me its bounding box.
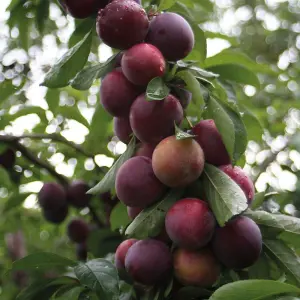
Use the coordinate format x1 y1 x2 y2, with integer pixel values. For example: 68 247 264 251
0 167 12 188
206 96 247 163
209 280 300 300
248 252 271 280
264 240 300 287
54 286 84 299
205 49 275 75
250 192 278 210
110 202 131 231
188 22 207 63
175 123 196 140
4 193 31 212
69 18 95 48
87 137 136 195
201 164 248 226
84 104 112 155
0 80 18 103
176 60 219 78
207 64 260 88
4 106 47 124
11 252 76 271
42 30 93 88
56 106 89 128
71 53 120 90
74 259 119 300
204 31 238 46
146 77 170 101
176 70 205 115
46 88 60 113
158 0 176 10
36 0 49 34
125 188 185 239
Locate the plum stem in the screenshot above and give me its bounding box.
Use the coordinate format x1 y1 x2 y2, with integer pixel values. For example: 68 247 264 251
185 115 193 129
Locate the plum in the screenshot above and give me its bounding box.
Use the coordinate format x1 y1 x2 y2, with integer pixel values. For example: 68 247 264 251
192 119 230 166
115 239 138 270
67 180 91 208
165 198 215 249
219 165 255 204
100 69 140 117
173 248 220 287
211 216 262 269
76 243 88 261
96 0 149 49
135 143 156 159
67 219 90 243
0 148 16 169
38 182 67 210
146 12 194 61
125 239 172 285
59 0 109 19
130 94 183 145
121 43 166 86
114 117 133 144
116 156 166 207
42 204 68 224
127 206 143 219
152 136 205 187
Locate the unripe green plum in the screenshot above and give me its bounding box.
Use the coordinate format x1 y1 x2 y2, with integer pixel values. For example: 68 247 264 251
211 216 262 269
173 248 220 287
38 182 67 210
67 218 90 243
165 198 215 249
152 136 205 187
125 239 172 285
116 156 166 207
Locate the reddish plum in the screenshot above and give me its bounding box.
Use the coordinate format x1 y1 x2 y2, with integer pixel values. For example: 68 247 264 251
135 143 156 159
42 204 68 224
115 239 138 270
127 206 143 219
0 148 16 169
114 117 133 144
67 219 90 243
67 180 91 208
38 182 67 210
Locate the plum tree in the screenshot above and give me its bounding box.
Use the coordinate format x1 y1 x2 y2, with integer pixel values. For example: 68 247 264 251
165 198 215 249
67 219 90 243
219 165 255 204
192 119 231 166
152 136 205 187
76 243 88 261
173 248 220 287
113 117 132 144
127 206 143 219
116 156 166 207
0 148 16 169
100 69 140 117
146 12 194 61
211 216 262 269
58 0 108 19
125 239 172 285
67 180 91 208
96 0 149 49
42 204 68 224
38 182 67 210
121 43 166 86
130 94 183 144
135 143 156 159
115 239 138 270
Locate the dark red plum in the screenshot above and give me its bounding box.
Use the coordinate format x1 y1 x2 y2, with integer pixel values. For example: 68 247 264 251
219 165 255 204
146 12 194 61
115 239 138 270
152 136 205 187
42 204 68 224
38 182 67 210
135 143 156 159
211 216 262 269
76 243 88 261
67 218 90 243
100 69 140 117
130 93 183 145
172 86 192 109
121 43 166 86
125 239 172 285
67 180 91 208
116 156 166 207
0 148 16 169
173 248 220 287
192 119 231 166
127 206 143 219
114 117 133 144
96 0 149 49
165 198 215 249
59 0 109 19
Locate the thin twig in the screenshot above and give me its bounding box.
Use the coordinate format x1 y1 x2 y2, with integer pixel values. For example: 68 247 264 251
87 203 105 228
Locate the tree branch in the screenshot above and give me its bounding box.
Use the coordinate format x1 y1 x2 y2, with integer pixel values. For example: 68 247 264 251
87 203 105 228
